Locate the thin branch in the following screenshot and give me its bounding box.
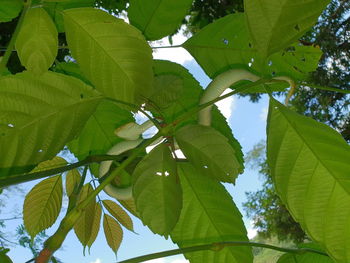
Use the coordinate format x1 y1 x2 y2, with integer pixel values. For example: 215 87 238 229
117 241 329 263
151 44 183 49
0 216 22 221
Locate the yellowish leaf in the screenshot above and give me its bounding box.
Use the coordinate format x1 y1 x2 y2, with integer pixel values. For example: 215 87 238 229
102 200 133 231
103 214 123 253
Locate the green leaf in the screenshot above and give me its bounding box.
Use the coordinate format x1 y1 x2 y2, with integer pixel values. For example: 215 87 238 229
0 71 101 178
15 8 58 75
103 214 123 253
118 198 138 217
23 175 63 238
0 0 22 22
68 100 134 160
184 13 322 81
133 143 182 236
65 169 81 197
128 0 193 40
267 98 350 262
102 200 134 232
63 7 154 104
30 156 67 174
175 124 241 183
53 62 91 85
74 184 96 248
171 163 252 263
87 203 102 249
244 0 330 57
277 243 333 263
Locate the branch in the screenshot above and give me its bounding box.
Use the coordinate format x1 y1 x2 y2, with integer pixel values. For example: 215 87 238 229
117 241 329 263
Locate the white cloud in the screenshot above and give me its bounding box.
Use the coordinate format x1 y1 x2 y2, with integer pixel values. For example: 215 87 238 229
259 106 268 121
215 89 236 121
151 29 193 65
90 259 102 263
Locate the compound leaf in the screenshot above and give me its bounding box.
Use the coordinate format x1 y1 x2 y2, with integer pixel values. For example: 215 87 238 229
30 156 67 174
23 175 63 238
102 200 133 232
267 98 350 262
103 214 123 253
128 0 193 40
63 8 153 104
65 169 81 197
175 124 241 183
133 143 182 236
16 7 58 74
171 163 252 263
87 203 102 248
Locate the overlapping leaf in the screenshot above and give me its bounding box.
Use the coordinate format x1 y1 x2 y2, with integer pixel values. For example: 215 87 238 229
277 243 333 262
171 163 252 263
133 143 182 236
0 0 22 22
87 203 102 248
63 8 154 104
65 169 81 197
267 98 350 262
103 214 123 252
244 0 330 57
128 0 193 40
184 13 322 82
175 124 241 183
118 198 138 217
102 200 133 231
30 156 67 174
23 175 63 238
0 71 101 179
16 8 58 74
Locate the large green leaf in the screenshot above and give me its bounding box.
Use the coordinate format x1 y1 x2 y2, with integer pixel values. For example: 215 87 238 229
0 71 101 178
68 100 133 160
133 143 182 236
63 8 154 104
184 13 322 81
0 0 22 22
267 98 350 262
171 163 252 263
244 0 330 57
277 243 333 263
16 8 58 75
103 214 123 253
175 124 241 183
102 200 134 232
128 0 193 40
23 175 63 238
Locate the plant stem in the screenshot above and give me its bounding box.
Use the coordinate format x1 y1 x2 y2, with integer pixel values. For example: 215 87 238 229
117 241 329 263
0 0 31 74
151 44 183 49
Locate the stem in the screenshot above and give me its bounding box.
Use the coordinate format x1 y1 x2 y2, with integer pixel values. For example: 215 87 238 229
117 241 329 263
151 44 183 49
0 154 127 187
0 0 32 74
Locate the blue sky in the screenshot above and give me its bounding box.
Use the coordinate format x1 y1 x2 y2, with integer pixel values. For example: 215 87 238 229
4 31 270 263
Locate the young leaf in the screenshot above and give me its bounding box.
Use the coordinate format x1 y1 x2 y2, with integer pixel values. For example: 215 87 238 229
30 156 67 174
133 143 182 236
175 124 241 183
267 98 350 262
128 0 193 40
183 13 322 81
118 198 138 218
103 214 123 253
15 7 58 75
65 169 81 197
87 203 102 249
0 0 22 22
244 0 330 57
63 8 154 104
102 200 134 232
0 71 101 179
23 175 63 238
171 163 253 263
74 184 96 248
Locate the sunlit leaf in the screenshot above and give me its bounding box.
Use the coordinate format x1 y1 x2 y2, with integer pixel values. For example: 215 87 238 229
128 0 193 40
65 169 81 197
30 156 67 174
0 0 22 22
133 143 182 236
171 163 252 263
87 203 102 248
0 71 101 179
175 124 241 183
102 200 133 232
277 243 333 262
118 198 138 218
16 8 58 74
63 8 153 104
245 0 330 57
23 175 63 238
103 214 123 253
267 98 350 262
